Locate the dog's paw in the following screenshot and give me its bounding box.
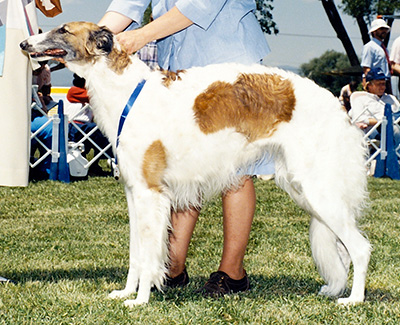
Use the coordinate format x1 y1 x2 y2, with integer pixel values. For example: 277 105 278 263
318 284 345 298
108 289 134 299
337 296 364 305
318 285 329 296
318 285 336 297
124 298 148 307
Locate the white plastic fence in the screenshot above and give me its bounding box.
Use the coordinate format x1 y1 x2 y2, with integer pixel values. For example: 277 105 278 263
30 90 112 181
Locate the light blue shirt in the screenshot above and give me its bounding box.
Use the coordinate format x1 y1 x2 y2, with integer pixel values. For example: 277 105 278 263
361 38 391 78
107 0 271 71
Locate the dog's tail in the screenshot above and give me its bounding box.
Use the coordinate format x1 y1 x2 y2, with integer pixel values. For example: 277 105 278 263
309 216 350 297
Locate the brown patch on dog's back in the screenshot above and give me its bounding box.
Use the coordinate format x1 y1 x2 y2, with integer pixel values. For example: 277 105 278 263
193 73 296 142
161 70 185 87
142 140 167 192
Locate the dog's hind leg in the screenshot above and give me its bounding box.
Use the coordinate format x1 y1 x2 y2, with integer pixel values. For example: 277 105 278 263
301 188 370 304
275 172 350 297
274 130 370 304
324 214 371 305
109 186 140 300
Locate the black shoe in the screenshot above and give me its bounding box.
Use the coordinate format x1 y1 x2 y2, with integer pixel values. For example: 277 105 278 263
197 270 250 297
164 267 189 288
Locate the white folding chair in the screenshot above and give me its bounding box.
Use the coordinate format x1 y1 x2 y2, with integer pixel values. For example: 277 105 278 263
349 92 387 165
66 103 113 174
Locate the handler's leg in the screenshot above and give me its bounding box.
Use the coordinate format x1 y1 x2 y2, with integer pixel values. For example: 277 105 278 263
219 177 255 279
168 208 199 278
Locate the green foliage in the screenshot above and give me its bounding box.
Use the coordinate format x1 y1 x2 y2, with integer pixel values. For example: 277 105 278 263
299 50 356 96
142 4 153 26
255 0 279 35
342 0 400 19
341 0 374 20
0 177 399 323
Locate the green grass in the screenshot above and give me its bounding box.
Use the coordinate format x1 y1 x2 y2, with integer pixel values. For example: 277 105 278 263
1 177 399 324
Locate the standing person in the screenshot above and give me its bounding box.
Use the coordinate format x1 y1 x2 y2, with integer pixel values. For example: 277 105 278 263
99 0 273 296
389 35 400 98
361 18 392 93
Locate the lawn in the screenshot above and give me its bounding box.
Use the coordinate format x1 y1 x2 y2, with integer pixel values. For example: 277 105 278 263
0 177 399 324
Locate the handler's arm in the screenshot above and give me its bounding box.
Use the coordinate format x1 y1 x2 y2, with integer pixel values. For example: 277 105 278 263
99 7 193 54
98 11 134 34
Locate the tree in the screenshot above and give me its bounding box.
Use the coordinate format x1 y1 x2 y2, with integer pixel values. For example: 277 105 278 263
321 0 360 66
341 0 400 45
322 0 400 65
255 0 279 35
340 0 373 45
299 50 354 96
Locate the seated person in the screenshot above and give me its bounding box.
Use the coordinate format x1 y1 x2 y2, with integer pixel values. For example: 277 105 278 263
65 74 113 174
339 80 358 112
32 60 51 93
349 68 400 149
30 85 58 179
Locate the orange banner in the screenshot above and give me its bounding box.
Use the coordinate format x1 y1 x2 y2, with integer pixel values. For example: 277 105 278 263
35 0 62 18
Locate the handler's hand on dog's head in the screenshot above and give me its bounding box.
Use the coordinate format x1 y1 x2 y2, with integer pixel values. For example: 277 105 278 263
116 29 148 54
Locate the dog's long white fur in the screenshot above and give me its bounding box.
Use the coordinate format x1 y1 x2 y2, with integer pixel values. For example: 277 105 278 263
22 23 371 306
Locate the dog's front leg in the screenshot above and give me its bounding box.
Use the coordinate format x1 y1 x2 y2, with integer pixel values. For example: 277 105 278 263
109 186 140 299
123 186 171 306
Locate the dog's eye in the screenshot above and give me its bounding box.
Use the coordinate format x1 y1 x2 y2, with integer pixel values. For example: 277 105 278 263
57 27 69 34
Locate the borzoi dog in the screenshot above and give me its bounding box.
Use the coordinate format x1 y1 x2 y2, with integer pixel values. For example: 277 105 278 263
21 22 371 306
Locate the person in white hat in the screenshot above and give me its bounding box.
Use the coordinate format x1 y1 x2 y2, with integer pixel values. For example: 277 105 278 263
361 18 392 93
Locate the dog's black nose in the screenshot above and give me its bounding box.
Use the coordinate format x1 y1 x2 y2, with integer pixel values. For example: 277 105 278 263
20 40 29 50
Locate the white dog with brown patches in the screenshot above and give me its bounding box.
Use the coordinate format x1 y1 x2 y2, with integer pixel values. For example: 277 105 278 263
21 22 371 306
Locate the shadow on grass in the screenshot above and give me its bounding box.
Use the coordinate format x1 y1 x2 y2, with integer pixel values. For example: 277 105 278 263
5 269 397 303
150 274 321 303
5 266 127 284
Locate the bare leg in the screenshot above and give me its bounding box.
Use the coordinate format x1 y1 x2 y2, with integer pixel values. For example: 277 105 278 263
219 177 255 279
168 208 199 278
168 177 255 280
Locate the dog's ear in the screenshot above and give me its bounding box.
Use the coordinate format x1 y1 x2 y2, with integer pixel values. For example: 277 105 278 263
87 27 114 55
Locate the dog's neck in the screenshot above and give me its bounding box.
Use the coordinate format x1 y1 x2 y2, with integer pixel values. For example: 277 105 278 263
67 53 152 148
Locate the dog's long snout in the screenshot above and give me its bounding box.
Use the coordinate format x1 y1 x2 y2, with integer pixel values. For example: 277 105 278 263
20 40 29 51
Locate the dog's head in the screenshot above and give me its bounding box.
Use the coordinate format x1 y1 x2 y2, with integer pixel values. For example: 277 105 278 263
20 22 115 64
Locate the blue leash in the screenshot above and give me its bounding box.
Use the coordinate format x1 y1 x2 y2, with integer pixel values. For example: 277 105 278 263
114 79 146 179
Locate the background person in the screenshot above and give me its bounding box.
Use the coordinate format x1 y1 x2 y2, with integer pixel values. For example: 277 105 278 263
349 68 400 148
65 74 113 176
339 80 358 112
361 18 392 93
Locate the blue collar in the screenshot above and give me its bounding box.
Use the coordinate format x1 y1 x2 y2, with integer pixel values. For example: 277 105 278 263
116 79 146 149
114 79 146 170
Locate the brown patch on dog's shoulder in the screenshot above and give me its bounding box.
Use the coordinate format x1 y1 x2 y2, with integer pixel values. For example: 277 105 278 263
142 140 167 192
161 70 185 87
193 73 296 142
107 49 132 74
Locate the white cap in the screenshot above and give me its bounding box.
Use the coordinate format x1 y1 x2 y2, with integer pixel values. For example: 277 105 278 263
369 19 390 34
